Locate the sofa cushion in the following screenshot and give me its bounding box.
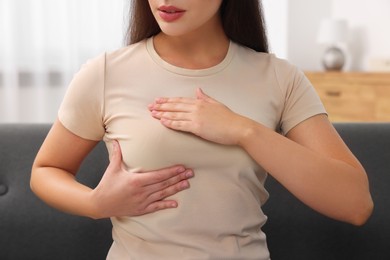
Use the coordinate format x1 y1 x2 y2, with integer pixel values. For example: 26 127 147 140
0 124 112 260
262 123 390 260
1 123 389 260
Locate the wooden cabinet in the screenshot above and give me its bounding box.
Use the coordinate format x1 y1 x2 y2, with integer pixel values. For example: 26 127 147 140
305 72 390 122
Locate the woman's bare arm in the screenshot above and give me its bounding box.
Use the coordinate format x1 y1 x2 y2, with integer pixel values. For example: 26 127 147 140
149 89 373 225
31 119 193 219
239 115 373 225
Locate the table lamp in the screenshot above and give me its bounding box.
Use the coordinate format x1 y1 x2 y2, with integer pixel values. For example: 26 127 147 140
317 19 348 71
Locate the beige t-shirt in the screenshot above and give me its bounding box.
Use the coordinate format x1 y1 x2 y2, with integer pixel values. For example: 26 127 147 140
59 37 326 259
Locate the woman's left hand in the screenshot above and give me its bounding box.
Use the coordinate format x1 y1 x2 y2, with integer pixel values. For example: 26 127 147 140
148 88 252 145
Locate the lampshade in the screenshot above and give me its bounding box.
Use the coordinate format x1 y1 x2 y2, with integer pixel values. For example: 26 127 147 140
317 19 348 45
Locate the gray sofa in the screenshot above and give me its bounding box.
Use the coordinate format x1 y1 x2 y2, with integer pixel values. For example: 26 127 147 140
0 123 389 259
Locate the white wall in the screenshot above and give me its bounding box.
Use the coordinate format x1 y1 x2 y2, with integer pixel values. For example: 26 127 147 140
0 0 127 123
263 0 333 70
331 0 390 71
263 0 289 59
287 0 332 71
283 0 390 71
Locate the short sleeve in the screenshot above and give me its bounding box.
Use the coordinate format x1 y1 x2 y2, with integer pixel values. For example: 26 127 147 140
58 54 106 141
276 60 327 135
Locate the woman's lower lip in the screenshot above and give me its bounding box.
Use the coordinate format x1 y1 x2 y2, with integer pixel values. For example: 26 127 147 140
158 10 185 22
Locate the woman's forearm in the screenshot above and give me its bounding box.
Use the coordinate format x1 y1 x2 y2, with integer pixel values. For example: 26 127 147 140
30 166 98 218
31 153 194 219
31 121 195 219
148 92 373 224
238 120 373 225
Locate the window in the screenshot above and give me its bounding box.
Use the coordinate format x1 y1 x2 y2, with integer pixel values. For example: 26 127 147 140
0 0 127 122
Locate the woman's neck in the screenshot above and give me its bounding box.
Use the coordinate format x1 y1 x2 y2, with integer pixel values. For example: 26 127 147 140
153 27 229 70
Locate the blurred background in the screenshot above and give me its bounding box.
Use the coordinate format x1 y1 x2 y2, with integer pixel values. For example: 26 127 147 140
0 0 127 123
1 0 389 123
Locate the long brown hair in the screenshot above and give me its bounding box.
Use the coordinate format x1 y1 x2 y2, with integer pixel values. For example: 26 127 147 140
126 0 269 53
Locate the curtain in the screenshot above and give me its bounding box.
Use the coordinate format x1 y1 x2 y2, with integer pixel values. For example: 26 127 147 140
0 0 128 123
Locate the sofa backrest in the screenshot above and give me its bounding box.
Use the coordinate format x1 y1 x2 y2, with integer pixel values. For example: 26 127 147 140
0 123 389 260
0 124 112 260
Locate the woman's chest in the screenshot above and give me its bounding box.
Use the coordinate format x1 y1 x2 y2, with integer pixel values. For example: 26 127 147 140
102 76 281 171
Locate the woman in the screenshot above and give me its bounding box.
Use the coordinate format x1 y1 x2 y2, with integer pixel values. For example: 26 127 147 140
31 0 373 259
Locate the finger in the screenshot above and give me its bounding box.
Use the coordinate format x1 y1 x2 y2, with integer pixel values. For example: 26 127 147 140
151 110 191 121
148 98 196 112
196 88 218 103
147 179 190 202
147 169 193 193
160 118 193 133
155 97 196 105
138 165 190 186
142 200 179 214
150 102 194 113
108 140 123 171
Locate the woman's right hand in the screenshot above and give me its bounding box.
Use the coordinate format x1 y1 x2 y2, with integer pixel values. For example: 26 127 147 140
90 140 193 219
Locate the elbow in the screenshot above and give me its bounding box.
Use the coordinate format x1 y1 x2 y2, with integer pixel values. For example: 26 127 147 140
30 177 44 200
30 168 36 193
30 165 41 196
349 197 374 226
30 177 37 195
347 170 374 226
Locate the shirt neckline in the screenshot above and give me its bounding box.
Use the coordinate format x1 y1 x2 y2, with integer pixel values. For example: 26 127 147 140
146 37 236 77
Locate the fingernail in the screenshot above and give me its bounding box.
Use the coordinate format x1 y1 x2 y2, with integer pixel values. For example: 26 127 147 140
181 181 190 189
176 166 185 173
185 170 194 178
112 141 118 152
155 98 165 104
